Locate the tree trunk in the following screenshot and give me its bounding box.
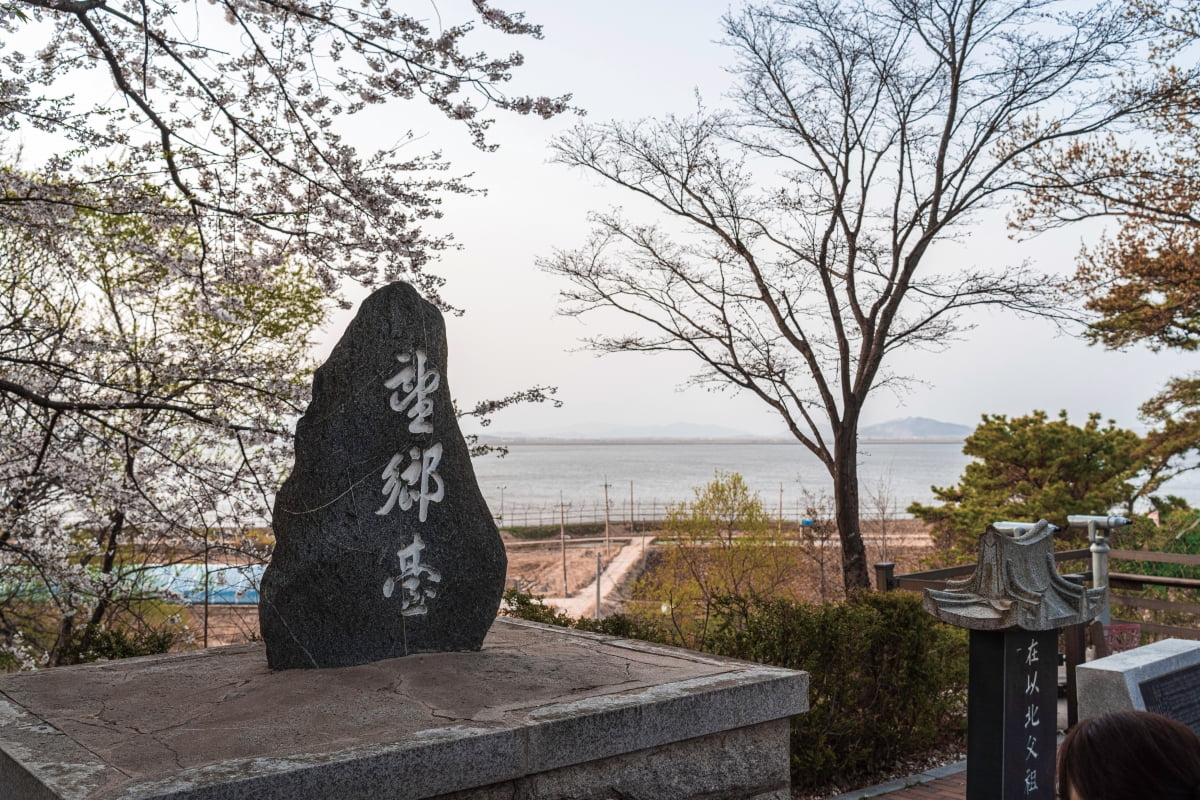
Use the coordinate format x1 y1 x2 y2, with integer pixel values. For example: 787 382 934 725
86 509 125 629
47 614 75 667
833 433 871 592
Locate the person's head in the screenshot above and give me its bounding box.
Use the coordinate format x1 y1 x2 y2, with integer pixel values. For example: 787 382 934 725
1058 710 1200 800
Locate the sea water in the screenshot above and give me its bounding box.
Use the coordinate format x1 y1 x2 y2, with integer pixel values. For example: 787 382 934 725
471 441 966 523
469 441 1200 524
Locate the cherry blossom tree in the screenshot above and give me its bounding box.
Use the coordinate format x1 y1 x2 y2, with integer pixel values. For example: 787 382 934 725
3 0 569 304
0 1 568 667
0 181 325 666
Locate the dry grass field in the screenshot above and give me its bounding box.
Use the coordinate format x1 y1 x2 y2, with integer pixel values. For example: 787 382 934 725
186 520 937 647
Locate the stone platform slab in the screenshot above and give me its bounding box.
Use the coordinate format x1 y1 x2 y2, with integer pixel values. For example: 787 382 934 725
0 618 807 800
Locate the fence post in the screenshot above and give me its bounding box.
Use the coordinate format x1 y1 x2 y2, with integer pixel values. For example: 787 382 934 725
1061 572 1089 730
1063 622 1085 729
874 562 896 592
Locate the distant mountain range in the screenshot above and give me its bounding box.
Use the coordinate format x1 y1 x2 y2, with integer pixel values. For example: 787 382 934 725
479 416 970 442
859 417 972 440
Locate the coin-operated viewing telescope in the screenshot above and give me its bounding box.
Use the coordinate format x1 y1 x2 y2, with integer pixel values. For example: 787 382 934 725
1068 515 1132 624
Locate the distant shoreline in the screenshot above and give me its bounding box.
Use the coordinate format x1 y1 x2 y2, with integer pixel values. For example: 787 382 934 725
476 437 966 446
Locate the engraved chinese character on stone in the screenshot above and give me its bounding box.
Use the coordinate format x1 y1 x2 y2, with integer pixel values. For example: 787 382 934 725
385 349 440 434
382 532 442 616
1024 769 1038 794
376 443 444 521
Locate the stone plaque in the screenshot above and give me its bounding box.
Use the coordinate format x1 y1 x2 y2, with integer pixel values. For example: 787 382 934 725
259 282 507 669
1077 638 1200 730
1141 664 1200 732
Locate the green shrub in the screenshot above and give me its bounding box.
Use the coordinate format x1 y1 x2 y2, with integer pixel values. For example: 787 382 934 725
501 589 669 641
572 610 669 640
706 591 968 792
503 523 608 540
56 622 181 665
500 588 577 626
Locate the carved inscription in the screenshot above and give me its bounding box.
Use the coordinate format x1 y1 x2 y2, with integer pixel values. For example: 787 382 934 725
1001 629 1056 800
1142 665 1200 732
377 348 445 613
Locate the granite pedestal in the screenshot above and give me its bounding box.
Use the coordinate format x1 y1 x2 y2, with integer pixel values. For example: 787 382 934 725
1076 638 1200 732
0 618 807 800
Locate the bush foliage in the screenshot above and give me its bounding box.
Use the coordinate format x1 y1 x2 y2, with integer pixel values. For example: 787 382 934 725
501 589 668 640
503 523 608 540
707 592 967 791
56 623 182 666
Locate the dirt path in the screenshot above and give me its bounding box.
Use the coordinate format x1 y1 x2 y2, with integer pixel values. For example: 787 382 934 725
537 536 653 618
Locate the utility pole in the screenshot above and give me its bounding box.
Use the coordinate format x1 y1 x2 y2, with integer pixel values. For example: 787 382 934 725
595 552 602 621
778 483 784 536
603 476 612 555
630 480 635 536
498 485 506 527
560 491 568 597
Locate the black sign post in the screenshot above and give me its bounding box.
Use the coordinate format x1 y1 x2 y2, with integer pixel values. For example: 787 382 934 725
966 629 1059 800
924 520 1106 800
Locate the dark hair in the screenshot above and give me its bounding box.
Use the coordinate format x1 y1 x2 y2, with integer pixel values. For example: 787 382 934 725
1058 711 1200 800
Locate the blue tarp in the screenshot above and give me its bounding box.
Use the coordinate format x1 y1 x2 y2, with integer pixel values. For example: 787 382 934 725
150 563 263 605
0 563 263 605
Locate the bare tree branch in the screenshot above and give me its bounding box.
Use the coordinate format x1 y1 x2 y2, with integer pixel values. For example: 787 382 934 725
543 0 1192 591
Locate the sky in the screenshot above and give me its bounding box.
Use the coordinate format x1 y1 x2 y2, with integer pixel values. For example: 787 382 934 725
313 2 1196 438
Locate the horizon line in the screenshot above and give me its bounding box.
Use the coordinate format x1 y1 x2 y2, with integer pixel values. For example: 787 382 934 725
473 436 967 446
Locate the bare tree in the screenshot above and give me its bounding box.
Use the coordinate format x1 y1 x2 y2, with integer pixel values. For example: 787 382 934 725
796 487 838 602
542 0 1193 591
864 469 899 565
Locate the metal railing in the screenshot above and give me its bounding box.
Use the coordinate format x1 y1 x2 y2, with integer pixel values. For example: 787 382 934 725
876 548 1200 728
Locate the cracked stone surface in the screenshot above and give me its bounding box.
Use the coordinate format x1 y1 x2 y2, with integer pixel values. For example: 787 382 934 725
260 282 506 669
0 618 808 800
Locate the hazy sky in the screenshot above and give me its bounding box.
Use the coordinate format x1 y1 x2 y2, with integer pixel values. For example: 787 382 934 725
332 1 1194 438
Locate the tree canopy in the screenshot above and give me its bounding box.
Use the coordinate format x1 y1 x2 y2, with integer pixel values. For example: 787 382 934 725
1014 1 1200 496
0 182 325 666
1017 1 1199 339
639 471 797 650
2 0 570 302
909 410 1164 563
542 0 1196 591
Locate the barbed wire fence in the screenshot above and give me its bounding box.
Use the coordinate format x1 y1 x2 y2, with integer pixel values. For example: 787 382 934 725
491 496 916 530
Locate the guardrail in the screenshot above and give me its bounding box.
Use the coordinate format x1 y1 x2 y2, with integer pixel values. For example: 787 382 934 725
876 548 1200 728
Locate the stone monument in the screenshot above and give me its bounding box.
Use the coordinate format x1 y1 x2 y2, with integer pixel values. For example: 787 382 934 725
924 520 1105 800
259 282 506 669
1077 638 1200 732
0 282 811 799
